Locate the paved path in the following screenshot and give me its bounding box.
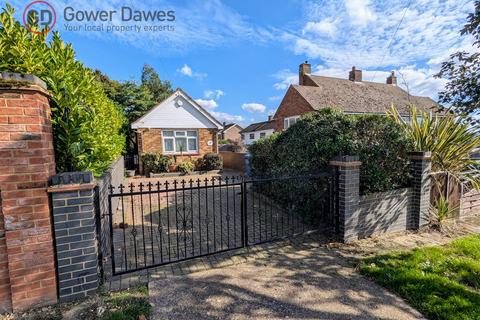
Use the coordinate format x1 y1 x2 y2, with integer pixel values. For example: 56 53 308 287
149 240 424 320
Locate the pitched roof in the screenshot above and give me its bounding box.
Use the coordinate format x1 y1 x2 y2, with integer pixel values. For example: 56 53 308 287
293 74 438 115
240 120 276 133
131 88 223 129
220 123 243 133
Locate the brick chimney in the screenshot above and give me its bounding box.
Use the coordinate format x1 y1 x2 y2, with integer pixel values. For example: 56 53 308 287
268 115 273 121
299 61 311 85
386 71 397 85
349 66 362 82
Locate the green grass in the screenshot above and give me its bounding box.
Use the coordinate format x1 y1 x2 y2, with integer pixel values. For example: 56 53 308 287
359 234 480 320
100 286 150 320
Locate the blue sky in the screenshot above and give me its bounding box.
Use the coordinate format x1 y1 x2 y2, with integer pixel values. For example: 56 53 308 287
7 0 477 126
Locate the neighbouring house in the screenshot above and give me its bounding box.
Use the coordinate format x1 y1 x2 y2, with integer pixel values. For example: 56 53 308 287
131 88 223 173
273 61 438 132
218 122 243 143
240 116 276 145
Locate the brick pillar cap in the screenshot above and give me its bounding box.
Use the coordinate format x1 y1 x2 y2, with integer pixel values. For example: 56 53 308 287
0 72 49 96
329 155 362 167
408 151 432 160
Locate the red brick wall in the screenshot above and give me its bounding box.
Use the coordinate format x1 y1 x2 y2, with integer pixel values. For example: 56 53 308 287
137 128 218 173
0 84 57 311
221 126 242 143
274 86 314 132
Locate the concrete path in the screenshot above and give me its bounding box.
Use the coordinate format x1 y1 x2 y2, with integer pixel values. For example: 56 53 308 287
149 240 424 320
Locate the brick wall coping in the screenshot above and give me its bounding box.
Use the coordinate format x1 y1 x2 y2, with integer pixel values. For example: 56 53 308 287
0 73 49 97
329 155 362 167
329 160 362 167
47 183 97 193
48 171 96 192
408 151 432 160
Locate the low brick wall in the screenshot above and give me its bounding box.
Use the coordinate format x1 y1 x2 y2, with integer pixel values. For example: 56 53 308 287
354 188 412 239
95 156 125 278
330 153 431 242
220 151 246 172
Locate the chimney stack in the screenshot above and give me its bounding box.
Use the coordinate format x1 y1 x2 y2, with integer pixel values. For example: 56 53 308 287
299 61 311 85
268 115 273 121
386 71 397 85
348 66 362 82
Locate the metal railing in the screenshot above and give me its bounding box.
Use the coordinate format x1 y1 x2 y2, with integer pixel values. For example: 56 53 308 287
106 173 334 276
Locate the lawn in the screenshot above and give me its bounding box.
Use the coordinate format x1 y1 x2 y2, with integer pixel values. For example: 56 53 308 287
359 234 480 320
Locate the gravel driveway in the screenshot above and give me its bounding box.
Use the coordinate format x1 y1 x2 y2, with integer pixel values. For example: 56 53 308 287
149 241 424 320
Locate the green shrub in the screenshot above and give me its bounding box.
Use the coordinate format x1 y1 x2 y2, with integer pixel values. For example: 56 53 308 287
249 108 411 194
0 5 125 175
178 161 195 174
203 153 223 170
248 133 278 177
354 115 412 194
141 153 172 175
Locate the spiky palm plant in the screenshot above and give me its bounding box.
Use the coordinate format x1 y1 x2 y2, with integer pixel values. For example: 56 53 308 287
387 105 480 189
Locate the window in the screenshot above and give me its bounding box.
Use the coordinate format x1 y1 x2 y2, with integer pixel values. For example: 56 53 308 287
241 134 245 140
163 130 198 153
249 133 255 139
260 132 266 138
284 116 300 130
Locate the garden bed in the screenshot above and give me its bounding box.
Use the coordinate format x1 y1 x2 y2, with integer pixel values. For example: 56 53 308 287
359 234 480 320
148 169 222 178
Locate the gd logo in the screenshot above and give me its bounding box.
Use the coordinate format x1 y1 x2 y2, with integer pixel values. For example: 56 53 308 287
22 1 57 34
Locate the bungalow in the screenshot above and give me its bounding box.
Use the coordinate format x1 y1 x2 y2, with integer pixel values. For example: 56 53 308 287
273 62 438 131
240 116 276 145
131 88 223 173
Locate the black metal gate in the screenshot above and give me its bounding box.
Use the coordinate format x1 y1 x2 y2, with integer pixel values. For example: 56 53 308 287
106 173 335 276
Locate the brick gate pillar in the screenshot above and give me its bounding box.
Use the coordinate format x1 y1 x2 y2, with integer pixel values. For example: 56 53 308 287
329 155 361 243
0 73 57 310
48 172 99 302
408 151 432 230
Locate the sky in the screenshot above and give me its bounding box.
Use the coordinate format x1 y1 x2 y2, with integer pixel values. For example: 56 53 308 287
7 0 478 126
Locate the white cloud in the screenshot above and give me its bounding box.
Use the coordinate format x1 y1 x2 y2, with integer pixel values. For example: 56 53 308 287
345 0 377 27
269 96 282 101
272 69 298 90
179 64 192 77
303 19 337 37
241 103 266 113
211 111 244 123
278 0 477 100
34 0 276 56
289 1 475 69
195 99 218 110
177 64 207 80
204 89 225 99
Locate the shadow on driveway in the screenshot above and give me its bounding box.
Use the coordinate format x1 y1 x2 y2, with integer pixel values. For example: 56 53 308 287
149 240 424 319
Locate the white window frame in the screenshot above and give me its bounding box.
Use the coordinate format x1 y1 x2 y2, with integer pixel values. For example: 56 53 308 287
259 132 266 138
284 116 300 130
249 133 255 139
162 130 198 154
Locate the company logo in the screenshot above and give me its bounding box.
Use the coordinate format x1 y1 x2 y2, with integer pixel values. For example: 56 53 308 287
23 1 57 34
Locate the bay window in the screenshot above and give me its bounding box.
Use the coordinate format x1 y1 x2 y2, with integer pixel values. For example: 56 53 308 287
163 130 198 153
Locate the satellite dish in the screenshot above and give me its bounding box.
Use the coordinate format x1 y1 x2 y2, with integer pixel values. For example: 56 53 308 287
176 100 183 106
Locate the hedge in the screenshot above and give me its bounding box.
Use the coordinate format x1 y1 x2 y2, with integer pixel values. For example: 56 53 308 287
0 5 125 176
249 108 412 194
